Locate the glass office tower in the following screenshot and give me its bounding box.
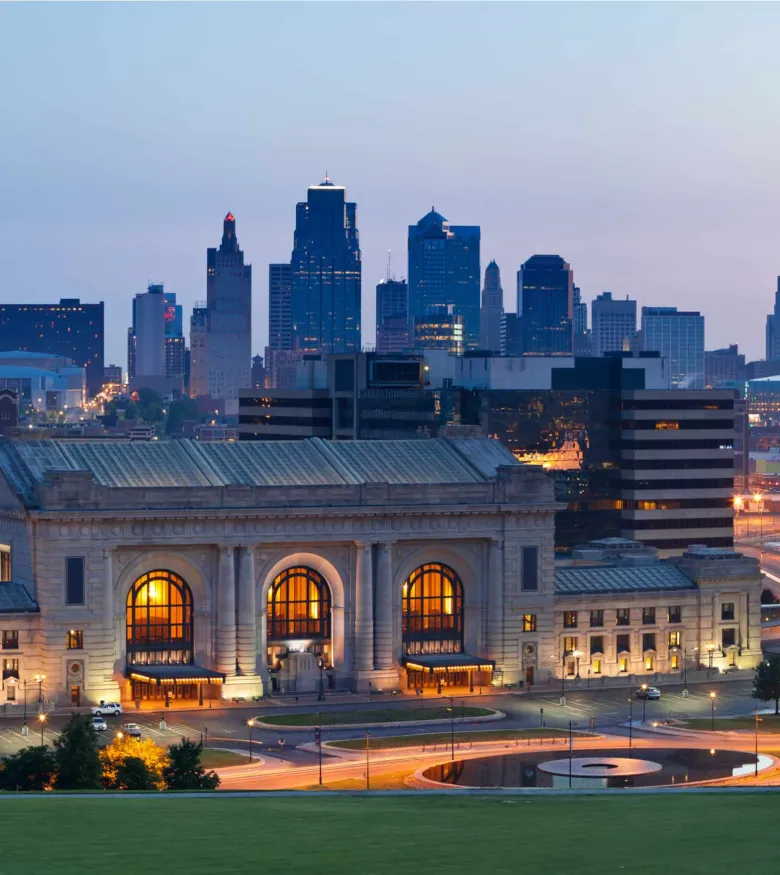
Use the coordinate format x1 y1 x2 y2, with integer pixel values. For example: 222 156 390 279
516 254 574 355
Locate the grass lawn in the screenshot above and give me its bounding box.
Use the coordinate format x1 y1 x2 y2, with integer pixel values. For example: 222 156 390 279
329 727 571 750
260 705 494 726
199 749 252 768
684 714 780 731
1 795 778 874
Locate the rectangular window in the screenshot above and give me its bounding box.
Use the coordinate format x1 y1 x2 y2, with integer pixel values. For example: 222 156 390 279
522 614 536 633
2 657 18 678
721 602 735 621
593 658 602 675
668 605 682 624
65 557 85 606
617 634 631 654
619 656 628 673
564 636 578 654
721 628 736 649
521 547 539 592
642 632 656 652
616 608 630 626
668 631 681 648
0 546 10 582
1 630 18 650
590 636 604 655
645 655 654 671
66 629 83 650
6 681 15 701
642 607 656 625
590 609 604 628
563 611 578 629
671 652 680 670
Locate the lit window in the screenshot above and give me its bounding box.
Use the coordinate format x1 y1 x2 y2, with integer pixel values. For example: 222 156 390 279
2 630 18 650
563 611 578 629
671 653 680 670
522 614 536 633
668 631 681 648
655 422 679 431
593 658 602 675
0 546 10 582
645 655 654 671
619 657 628 673
66 630 83 650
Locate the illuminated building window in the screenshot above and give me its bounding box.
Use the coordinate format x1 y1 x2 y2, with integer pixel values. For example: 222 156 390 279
267 567 331 641
670 653 680 670
668 631 681 648
126 570 193 666
564 636 578 654
655 422 680 430
619 657 628 673
593 658 602 675
522 614 536 633
402 564 464 655
563 611 578 629
645 655 654 671
0 546 10 583
66 629 83 650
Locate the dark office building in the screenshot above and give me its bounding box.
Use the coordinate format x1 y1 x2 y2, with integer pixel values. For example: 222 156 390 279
0 299 104 395
516 255 574 355
705 344 745 388
289 178 361 355
376 279 409 353
408 210 480 349
268 263 293 354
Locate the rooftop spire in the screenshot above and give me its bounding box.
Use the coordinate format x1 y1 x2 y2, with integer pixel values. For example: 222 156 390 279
220 211 239 253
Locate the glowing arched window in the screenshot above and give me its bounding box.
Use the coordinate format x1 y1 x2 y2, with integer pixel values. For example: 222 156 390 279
402 564 464 653
267 567 331 640
126 570 193 664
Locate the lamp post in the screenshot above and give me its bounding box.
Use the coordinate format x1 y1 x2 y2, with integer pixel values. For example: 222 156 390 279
628 696 633 755
34 672 45 706
448 696 455 762
365 730 370 791
317 713 323 786
710 691 717 731
755 493 764 550
755 705 762 780
573 650 582 680
317 659 325 702
21 679 28 736
38 712 46 746
568 720 575 788
247 719 255 763
557 652 567 706
707 645 715 675
640 684 648 722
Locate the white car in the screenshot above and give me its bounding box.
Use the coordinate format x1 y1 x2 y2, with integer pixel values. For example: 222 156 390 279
636 686 662 700
120 723 142 738
91 702 123 717
91 716 108 732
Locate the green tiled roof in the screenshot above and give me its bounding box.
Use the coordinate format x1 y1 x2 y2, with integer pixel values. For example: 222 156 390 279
555 563 696 595
0 583 38 613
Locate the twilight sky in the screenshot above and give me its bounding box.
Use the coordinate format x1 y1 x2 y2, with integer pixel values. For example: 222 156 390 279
2 2 780 366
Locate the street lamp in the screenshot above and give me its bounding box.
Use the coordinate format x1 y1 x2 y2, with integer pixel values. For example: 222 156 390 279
317 658 325 702
640 684 648 722
710 691 717 730
573 650 583 679
754 493 764 547
447 696 455 762
734 495 744 539
627 696 633 755
38 712 46 745
34 672 45 706
22 679 28 736
556 651 567 706
247 719 255 763
755 705 762 780
706 644 715 675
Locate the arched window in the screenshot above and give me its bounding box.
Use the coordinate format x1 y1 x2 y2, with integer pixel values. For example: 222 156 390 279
267 567 331 641
402 563 464 655
126 570 193 665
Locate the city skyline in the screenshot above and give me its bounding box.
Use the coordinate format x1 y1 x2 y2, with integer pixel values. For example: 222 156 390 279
3 3 780 365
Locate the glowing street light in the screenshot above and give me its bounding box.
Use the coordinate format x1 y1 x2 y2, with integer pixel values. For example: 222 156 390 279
38 712 46 745
247 719 255 763
710 691 717 730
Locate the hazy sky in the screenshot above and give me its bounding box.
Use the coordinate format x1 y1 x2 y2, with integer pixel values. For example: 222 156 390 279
2 2 780 366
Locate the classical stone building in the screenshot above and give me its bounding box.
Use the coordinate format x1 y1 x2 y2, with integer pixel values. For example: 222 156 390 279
0 440 762 708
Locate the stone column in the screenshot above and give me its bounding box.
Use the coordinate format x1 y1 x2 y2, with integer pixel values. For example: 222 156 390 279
375 543 394 670
354 542 375 674
487 539 504 664
236 547 258 677
216 546 237 677
103 549 114 632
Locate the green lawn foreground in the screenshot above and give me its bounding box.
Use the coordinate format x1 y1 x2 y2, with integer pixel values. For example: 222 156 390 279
329 727 571 750
261 705 494 726
0 795 778 875
684 715 780 731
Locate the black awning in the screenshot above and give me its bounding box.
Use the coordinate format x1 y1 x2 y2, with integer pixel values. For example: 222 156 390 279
126 665 225 685
402 654 495 673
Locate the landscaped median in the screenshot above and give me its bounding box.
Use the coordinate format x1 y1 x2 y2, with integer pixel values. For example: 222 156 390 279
251 705 503 731
325 727 574 751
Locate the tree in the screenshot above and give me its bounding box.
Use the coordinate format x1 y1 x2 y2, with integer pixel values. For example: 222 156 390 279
100 735 168 790
753 655 780 714
165 397 201 436
163 738 219 790
0 745 56 791
115 757 157 791
54 714 102 790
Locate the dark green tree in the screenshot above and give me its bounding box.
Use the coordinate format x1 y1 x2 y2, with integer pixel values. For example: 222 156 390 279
753 655 780 714
165 397 201 436
163 738 219 790
54 714 102 790
0 745 56 791
136 388 165 424
114 756 157 791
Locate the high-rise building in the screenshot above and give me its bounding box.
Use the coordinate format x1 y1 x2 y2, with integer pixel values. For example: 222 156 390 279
188 304 209 399
0 299 104 396
128 284 166 380
376 279 409 353
572 285 590 356
103 364 122 386
408 209 480 349
251 354 265 389
204 212 252 412
766 277 780 361
413 307 464 354
268 263 293 355
289 179 361 355
641 306 705 389
163 292 185 382
591 292 636 356
705 344 745 388
516 255 573 355
479 260 504 354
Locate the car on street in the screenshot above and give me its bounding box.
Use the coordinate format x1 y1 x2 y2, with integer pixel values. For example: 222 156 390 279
636 686 661 700
92 702 123 717
120 723 142 738
91 716 108 732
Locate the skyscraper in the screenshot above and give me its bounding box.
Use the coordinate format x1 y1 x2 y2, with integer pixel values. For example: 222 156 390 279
290 179 361 354
376 278 409 353
268 263 293 354
188 304 209 399
516 255 573 355
204 212 252 412
128 283 166 380
408 209 480 349
479 260 504 354
164 292 185 382
766 277 780 361
641 306 705 389
0 299 104 396
591 292 636 356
